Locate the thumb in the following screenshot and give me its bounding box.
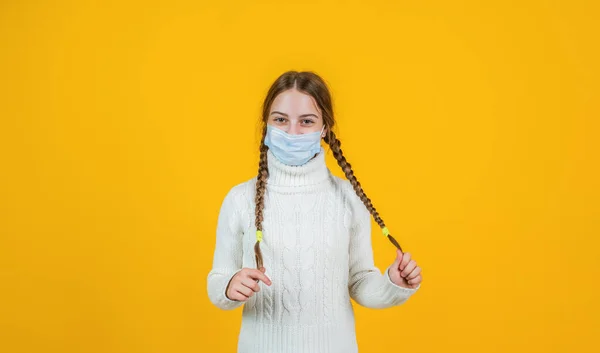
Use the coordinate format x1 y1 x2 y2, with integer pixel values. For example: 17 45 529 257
392 249 403 270
259 266 266 273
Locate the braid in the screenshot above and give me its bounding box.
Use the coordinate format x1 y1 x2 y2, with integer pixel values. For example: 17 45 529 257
254 128 269 269
325 130 403 252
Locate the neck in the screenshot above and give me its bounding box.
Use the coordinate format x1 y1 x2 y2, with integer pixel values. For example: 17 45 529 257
266 146 331 192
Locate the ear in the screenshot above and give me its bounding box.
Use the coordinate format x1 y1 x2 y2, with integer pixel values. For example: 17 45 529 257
321 125 327 138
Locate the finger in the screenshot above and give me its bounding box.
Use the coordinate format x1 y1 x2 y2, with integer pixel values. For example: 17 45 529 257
247 269 272 285
399 252 411 271
230 290 249 301
407 275 422 285
236 284 254 298
406 266 421 280
401 260 417 277
256 267 266 282
241 279 260 292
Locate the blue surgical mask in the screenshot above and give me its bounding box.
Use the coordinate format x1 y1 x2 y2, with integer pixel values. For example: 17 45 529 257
264 124 324 166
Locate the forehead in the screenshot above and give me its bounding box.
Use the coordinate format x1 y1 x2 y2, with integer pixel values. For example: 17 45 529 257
270 89 321 115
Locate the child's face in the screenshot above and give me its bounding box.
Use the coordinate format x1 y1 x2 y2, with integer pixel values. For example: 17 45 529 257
267 88 326 136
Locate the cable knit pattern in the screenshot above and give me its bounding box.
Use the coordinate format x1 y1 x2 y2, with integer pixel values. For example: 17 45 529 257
207 147 420 353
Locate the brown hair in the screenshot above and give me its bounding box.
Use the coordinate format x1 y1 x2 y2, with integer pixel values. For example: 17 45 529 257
253 70 402 269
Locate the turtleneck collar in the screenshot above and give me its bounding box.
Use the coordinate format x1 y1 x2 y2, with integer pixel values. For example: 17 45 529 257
265 146 331 192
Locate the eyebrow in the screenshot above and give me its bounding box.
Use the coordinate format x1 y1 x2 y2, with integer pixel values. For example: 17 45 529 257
270 111 320 119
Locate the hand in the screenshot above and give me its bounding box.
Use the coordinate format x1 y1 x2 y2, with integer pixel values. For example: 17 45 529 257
225 267 272 301
388 249 422 289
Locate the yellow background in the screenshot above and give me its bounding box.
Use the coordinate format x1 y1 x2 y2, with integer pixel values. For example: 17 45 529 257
1 1 598 352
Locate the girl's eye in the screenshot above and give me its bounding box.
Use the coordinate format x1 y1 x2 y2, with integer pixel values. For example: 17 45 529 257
301 119 314 125
274 117 286 123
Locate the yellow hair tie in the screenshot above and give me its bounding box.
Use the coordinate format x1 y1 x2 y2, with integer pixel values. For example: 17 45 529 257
382 227 390 236
256 230 263 242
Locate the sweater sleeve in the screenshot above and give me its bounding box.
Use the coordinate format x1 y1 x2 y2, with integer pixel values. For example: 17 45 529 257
347 190 420 309
206 186 245 310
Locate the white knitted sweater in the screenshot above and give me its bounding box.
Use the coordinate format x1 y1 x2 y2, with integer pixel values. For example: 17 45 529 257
207 147 419 353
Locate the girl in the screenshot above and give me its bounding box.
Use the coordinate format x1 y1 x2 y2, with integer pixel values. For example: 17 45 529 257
207 71 422 353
